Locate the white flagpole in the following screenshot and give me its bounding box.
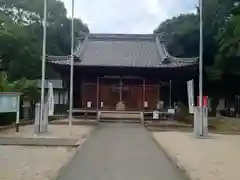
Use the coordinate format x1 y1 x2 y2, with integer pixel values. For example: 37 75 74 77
69 0 75 127
40 0 47 131
199 0 204 135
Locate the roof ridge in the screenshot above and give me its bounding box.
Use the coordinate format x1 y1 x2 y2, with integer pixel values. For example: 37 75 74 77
74 35 88 60
77 33 158 41
155 36 168 61
155 36 198 64
47 33 198 68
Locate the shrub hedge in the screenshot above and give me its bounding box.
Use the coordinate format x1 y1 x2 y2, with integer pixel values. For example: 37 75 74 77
0 112 16 126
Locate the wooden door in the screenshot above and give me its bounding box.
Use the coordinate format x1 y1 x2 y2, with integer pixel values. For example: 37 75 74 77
145 85 159 111
99 78 119 110
82 83 97 109
122 79 143 110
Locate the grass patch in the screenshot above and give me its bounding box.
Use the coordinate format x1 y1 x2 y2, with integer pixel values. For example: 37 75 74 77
209 117 240 132
178 115 240 133
0 113 17 126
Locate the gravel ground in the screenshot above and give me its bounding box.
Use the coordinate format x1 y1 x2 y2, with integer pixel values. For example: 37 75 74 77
0 125 93 180
153 132 240 180
0 125 93 139
0 146 75 180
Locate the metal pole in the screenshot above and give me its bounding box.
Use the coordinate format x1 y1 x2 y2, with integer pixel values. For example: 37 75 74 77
40 0 47 131
69 0 75 127
199 0 204 135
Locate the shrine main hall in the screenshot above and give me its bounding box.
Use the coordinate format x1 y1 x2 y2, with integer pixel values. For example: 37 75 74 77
47 33 198 112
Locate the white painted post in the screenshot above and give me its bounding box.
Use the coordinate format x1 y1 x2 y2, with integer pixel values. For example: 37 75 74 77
40 0 47 133
97 111 101 123
69 0 75 128
34 103 40 134
42 102 48 133
140 112 144 125
199 0 204 136
16 96 20 132
203 107 208 136
194 107 202 138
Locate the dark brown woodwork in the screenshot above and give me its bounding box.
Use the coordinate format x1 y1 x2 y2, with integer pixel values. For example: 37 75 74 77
97 76 100 109
82 83 97 109
99 78 119 110
122 79 143 110
143 78 146 110
145 85 159 110
80 76 160 111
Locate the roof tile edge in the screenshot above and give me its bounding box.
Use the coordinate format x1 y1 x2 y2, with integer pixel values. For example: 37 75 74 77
77 33 164 41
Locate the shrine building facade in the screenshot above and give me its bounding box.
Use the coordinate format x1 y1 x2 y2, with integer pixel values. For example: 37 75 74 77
47 33 198 111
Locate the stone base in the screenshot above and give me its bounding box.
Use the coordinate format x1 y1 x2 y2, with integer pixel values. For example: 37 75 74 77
116 101 125 111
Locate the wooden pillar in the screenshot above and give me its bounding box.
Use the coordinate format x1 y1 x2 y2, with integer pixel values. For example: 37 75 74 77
97 75 100 110
81 77 84 108
120 76 123 101
169 80 172 108
143 78 146 110
158 81 161 101
67 78 70 107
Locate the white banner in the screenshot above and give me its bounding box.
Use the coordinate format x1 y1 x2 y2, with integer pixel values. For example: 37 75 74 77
48 82 54 116
187 80 195 114
87 101 92 108
153 111 159 120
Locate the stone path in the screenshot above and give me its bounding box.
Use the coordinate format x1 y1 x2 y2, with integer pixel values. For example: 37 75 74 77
56 123 187 180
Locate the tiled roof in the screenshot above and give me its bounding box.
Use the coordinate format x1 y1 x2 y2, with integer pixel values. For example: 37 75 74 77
47 33 198 68
35 79 64 89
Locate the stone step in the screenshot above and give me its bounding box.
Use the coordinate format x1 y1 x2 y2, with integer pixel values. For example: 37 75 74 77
100 119 141 123
100 111 141 120
50 120 98 126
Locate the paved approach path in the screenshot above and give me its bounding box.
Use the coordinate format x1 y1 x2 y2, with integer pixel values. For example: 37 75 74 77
57 123 187 180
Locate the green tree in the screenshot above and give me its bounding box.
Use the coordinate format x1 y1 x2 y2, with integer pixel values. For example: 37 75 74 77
207 2 240 97
213 3 240 77
154 14 199 58
0 71 40 125
154 0 240 98
0 0 89 80
0 71 40 101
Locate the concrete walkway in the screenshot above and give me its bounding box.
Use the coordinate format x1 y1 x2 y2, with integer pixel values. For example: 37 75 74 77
56 123 187 180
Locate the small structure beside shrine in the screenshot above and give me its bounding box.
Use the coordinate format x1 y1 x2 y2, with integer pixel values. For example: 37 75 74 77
0 92 21 131
47 33 198 121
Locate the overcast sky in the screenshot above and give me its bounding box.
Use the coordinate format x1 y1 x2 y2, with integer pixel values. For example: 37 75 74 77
62 0 198 34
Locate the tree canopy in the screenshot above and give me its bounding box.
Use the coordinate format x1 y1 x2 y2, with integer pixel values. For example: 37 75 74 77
155 0 240 98
1 0 240 100
0 0 89 81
